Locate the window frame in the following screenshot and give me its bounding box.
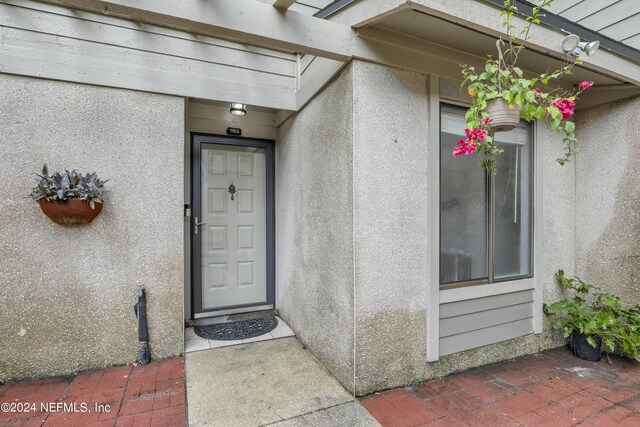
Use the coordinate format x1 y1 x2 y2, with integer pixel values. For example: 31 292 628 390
439 102 535 289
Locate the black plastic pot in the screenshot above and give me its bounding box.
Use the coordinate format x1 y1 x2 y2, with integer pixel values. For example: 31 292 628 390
571 332 602 361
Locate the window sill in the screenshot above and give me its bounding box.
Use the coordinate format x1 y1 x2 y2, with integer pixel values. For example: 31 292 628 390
440 277 535 304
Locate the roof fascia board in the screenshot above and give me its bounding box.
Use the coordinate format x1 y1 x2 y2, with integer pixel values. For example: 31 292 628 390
329 0 640 86
36 0 352 61
484 0 640 64
403 0 640 85
314 0 368 19
327 0 407 27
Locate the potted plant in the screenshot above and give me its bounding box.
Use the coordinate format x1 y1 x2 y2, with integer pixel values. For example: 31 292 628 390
544 270 640 362
30 164 108 225
455 0 594 174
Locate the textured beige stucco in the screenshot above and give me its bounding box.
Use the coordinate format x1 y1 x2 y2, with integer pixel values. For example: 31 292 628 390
277 63 355 390
277 60 579 395
278 61 430 395
352 60 430 395
575 97 640 305
281 59 640 396
0 74 184 382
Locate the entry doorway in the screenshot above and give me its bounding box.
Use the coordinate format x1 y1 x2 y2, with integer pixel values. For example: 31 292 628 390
190 134 275 318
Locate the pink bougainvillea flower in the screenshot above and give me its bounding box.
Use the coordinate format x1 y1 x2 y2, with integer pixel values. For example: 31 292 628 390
453 139 477 156
481 118 492 126
533 87 542 95
550 99 575 120
579 81 593 89
453 127 485 156
465 127 488 142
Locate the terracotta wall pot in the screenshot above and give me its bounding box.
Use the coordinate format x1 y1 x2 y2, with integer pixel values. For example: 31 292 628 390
485 98 521 132
38 199 103 225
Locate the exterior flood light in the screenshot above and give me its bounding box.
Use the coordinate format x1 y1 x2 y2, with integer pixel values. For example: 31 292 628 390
561 34 599 57
230 103 247 116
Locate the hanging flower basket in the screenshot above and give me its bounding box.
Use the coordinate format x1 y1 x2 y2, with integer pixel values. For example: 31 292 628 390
454 0 596 174
484 98 521 132
38 199 103 225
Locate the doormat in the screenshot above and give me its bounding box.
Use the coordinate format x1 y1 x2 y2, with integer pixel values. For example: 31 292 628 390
194 317 278 341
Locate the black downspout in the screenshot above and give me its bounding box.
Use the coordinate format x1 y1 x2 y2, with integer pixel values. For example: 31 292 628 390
134 287 150 365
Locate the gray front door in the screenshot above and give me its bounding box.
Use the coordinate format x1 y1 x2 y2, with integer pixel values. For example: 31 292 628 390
191 134 274 318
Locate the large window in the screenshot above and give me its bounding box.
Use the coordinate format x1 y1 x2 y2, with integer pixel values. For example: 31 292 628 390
440 104 533 287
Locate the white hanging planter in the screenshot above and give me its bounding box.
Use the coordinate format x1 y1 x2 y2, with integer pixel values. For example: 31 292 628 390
485 98 521 132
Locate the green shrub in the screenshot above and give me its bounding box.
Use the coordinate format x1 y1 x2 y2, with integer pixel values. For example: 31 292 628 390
544 270 639 362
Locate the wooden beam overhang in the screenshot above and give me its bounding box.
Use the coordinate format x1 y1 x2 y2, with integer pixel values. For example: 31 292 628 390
272 0 297 10
38 0 352 61
12 0 640 111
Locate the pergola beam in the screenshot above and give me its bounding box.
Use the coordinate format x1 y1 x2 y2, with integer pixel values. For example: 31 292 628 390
37 0 352 61
272 0 297 10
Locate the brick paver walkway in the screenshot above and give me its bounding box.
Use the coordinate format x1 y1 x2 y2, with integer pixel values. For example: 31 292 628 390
0 358 185 427
361 348 640 427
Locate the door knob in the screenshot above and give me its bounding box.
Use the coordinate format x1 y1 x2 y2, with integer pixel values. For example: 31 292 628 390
228 182 236 201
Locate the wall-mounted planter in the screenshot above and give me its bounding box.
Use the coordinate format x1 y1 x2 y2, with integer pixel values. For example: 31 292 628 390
38 199 103 225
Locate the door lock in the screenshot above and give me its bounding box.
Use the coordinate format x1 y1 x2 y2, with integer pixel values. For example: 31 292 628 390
194 217 206 235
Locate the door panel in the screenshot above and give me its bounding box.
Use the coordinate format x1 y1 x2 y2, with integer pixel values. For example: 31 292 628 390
191 135 274 317
200 145 266 309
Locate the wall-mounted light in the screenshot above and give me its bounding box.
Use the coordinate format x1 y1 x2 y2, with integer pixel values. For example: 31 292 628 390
561 34 599 58
230 103 247 116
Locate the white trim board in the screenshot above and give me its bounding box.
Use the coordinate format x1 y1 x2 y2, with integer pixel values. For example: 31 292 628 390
426 74 440 362
440 278 536 304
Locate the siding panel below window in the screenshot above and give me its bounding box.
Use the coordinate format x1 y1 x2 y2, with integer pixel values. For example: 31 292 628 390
438 290 534 356
439 317 533 356
440 302 533 337
439 289 533 318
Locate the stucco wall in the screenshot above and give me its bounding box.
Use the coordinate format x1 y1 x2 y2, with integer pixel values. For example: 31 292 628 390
277 64 355 389
575 97 640 305
278 60 639 395
0 74 184 382
351 61 430 395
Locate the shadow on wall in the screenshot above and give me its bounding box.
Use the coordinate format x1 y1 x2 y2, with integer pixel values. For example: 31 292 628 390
576 97 640 306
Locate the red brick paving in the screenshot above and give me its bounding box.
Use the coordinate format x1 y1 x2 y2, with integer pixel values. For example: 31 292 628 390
361 348 640 426
0 358 186 427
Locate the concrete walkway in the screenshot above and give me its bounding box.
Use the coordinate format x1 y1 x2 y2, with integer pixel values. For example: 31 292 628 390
361 348 640 426
185 337 379 427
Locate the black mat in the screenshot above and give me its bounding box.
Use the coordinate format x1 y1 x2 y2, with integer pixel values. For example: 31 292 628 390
194 317 278 341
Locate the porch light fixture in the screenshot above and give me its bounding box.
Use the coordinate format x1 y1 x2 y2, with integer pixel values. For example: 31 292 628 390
561 34 599 58
230 103 247 116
